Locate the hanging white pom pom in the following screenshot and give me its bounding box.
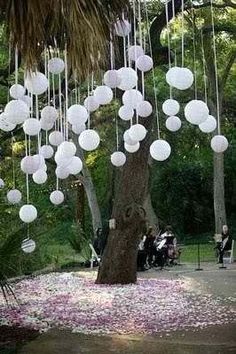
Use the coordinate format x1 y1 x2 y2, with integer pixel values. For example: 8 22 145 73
128 124 147 141
49 131 64 146
117 67 138 91
111 151 126 167
33 169 47 184
0 178 4 188
166 67 181 87
124 142 140 153
50 190 64 205
0 113 16 132
40 117 54 131
78 129 100 151
9 84 25 99
123 129 138 145
23 118 41 136
54 151 72 167
166 67 193 90
21 155 41 174
211 135 228 153
25 72 49 95
114 19 131 37
199 115 217 133
7 189 22 204
165 116 182 132
21 239 36 253
84 96 100 112
150 139 171 161
21 95 32 107
128 45 144 61
19 204 37 223
58 141 76 158
94 86 113 105
48 57 65 74
55 166 70 179
67 104 88 125
118 105 134 121
39 145 54 159
5 99 29 124
41 106 58 121
72 123 86 135
162 99 180 116
122 89 143 109
136 101 153 117
104 70 121 88
185 100 209 125
68 156 83 175
136 55 153 72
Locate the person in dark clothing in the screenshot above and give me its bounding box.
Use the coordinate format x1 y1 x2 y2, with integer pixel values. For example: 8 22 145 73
137 235 147 271
144 226 156 267
218 225 232 264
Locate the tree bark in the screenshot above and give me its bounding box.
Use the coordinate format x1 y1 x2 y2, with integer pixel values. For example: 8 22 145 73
213 152 226 233
143 193 159 233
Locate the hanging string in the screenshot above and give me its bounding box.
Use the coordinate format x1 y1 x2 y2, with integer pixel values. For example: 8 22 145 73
192 8 197 99
114 90 119 151
133 0 139 124
144 0 160 139
46 50 51 106
128 32 131 67
210 0 221 134
15 46 18 85
35 94 41 152
58 72 63 135
181 0 185 67
110 31 114 70
11 134 16 188
87 81 91 129
25 135 30 204
123 36 127 67
64 45 69 140
138 0 143 48
171 0 177 66
7 44 11 102
165 1 173 98
200 29 208 105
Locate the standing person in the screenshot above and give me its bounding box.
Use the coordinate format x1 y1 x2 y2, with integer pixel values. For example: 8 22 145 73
137 234 147 271
218 225 232 264
144 226 156 267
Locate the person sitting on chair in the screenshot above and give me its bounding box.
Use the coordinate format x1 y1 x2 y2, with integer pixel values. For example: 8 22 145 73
218 224 232 264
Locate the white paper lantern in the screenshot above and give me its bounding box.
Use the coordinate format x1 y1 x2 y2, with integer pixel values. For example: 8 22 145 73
34 154 45 170
39 145 54 159
19 204 37 223
166 66 181 87
150 139 171 161
128 124 147 141
21 95 32 107
21 239 36 253
50 190 64 205
58 141 76 158
118 105 134 121
84 96 100 112
78 129 100 151
72 123 86 135
7 189 22 204
104 70 121 88
165 116 182 132
9 84 25 99
211 135 228 153
23 118 41 136
25 72 49 95
162 99 180 116
199 115 217 133
94 86 113 105
124 142 140 153
114 19 131 37
49 131 64 146
54 151 72 167
136 101 153 117
136 55 153 72
48 57 65 74
123 129 138 145
0 178 5 188
175 68 194 90
111 151 126 167
122 89 143 109
185 100 209 125
33 169 47 184
67 104 88 125
21 156 40 174
117 67 138 91
5 99 29 124
40 117 54 131
128 45 144 61
0 113 16 132
41 106 58 121
55 166 70 179
68 156 83 175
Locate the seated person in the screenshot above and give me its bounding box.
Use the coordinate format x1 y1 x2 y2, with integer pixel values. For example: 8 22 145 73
218 225 232 264
137 235 147 271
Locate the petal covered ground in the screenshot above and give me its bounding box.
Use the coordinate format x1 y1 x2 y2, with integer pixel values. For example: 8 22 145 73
0 271 235 335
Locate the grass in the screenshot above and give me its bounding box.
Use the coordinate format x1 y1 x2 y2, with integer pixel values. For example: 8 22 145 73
180 243 217 263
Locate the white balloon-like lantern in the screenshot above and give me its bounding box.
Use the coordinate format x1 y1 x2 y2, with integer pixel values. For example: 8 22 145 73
72 123 86 135
7 189 22 204
128 45 144 61
123 130 138 146
136 101 153 117
162 99 180 116
21 95 32 108
128 124 147 142
33 169 47 184
58 141 76 158
55 166 70 179
21 155 41 174
124 142 140 153
84 96 100 112
122 89 143 109
94 86 113 105
0 178 4 188
104 70 121 88
185 100 209 125
50 190 64 205
68 156 83 175
211 135 228 153
49 131 64 146
41 106 58 121
23 118 41 136
150 139 171 161
118 105 134 121
5 99 29 124
111 152 126 167
166 67 193 90
78 129 100 151
0 113 16 132
114 19 131 37
9 84 25 99
199 115 217 133
48 57 65 74
54 150 72 167
39 145 54 159
165 116 182 132
21 239 36 253
19 204 37 223
25 72 49 95
117 67 138 91
67 104 88 125
40 117 54 131
136 55 153 72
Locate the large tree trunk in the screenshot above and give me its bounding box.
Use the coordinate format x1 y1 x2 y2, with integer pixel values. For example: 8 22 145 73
213 152 226 233
144 193 159 233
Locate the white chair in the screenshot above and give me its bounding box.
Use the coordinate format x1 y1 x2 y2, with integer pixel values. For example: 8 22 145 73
89 243 100 269
223 239 234 264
